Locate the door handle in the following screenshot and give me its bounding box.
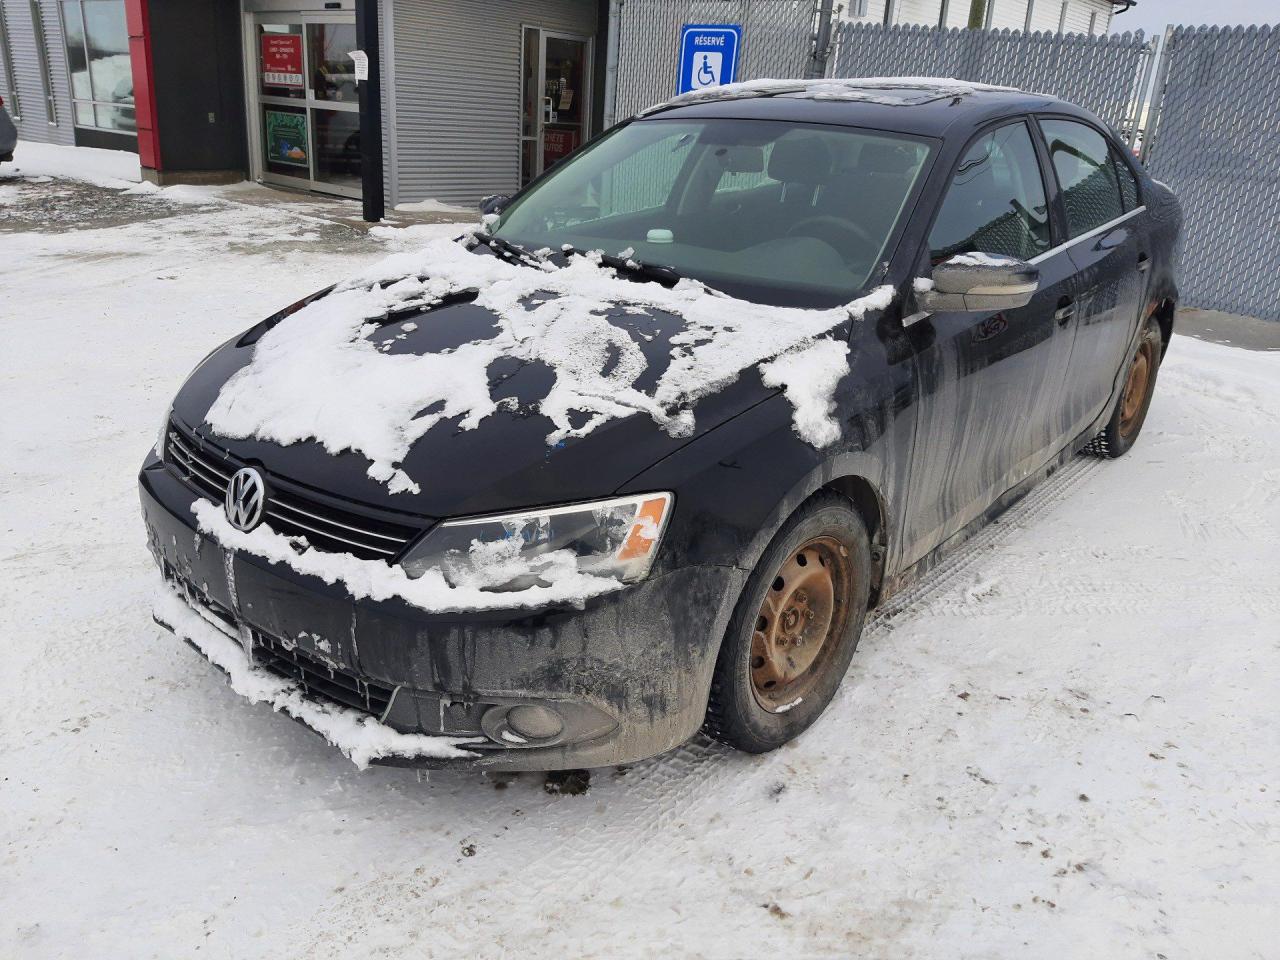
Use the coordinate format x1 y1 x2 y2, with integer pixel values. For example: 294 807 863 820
1137 253 1151 274
1054 298 1076 325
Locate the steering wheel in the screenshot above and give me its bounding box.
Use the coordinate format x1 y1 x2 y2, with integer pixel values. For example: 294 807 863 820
785 215 877 262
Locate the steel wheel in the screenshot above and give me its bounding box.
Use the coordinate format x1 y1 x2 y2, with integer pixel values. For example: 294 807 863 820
1118 335 1157 440
749 536 852 713
703 492 872 754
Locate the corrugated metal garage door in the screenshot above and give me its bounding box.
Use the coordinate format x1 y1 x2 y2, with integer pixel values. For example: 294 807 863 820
0 0 73 145
387 0 596 207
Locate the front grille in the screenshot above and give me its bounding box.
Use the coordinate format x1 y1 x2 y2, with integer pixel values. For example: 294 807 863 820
165 421 423 561
251 627 394 719
167 565 237 635
164 566 394 720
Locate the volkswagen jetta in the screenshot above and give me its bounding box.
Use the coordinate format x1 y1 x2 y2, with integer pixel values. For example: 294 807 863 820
141 79 1180 770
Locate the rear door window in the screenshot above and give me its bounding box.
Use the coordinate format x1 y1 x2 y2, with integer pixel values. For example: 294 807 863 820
929 121 1051 264
1040 119 1126 237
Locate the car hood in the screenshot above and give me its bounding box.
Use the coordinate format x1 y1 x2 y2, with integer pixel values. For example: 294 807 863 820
174 290 825 519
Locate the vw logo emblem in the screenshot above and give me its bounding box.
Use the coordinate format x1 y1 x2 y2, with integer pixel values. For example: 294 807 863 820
225 467 267 532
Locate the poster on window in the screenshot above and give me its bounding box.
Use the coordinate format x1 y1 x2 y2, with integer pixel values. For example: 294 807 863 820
261 34 304 87
542 127 579 169
265 110 309 168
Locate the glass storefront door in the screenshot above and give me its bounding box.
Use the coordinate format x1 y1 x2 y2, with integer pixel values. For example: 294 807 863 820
521 27 592 187
248 13 361 198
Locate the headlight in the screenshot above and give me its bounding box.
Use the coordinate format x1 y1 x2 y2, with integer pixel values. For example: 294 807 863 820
154 404 173 461
400 492 673 591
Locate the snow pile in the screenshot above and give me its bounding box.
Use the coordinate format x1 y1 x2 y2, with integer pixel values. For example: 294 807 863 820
393 198 474 215
4 138 142 188
192 499 624 612
206 235 894 493
759 338 851 447
152 585 476 769
642 76 1020 115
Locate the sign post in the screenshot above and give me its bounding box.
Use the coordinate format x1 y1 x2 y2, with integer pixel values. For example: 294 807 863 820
677 24 742 96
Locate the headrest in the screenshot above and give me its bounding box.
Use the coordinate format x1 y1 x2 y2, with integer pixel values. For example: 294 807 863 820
715 144 765 174
767 136 833 185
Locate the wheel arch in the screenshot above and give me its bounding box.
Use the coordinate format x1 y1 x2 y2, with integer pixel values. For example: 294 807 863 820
733 464 892 612
818 474 888 607
1151 296 1176 357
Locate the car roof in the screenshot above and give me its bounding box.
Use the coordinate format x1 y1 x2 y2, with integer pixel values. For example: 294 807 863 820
637 78 1094 139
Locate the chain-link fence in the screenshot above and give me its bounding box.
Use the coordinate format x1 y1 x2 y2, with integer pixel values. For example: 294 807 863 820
1143 25 1280 321
828 23 1156 137
610 0 821 122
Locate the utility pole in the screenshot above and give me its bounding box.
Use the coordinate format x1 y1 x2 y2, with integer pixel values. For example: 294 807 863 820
807 0 836 79
967 0 987 28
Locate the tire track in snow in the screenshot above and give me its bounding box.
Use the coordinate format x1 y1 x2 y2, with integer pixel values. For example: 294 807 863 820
287 454 1118 958
868 455 1104 629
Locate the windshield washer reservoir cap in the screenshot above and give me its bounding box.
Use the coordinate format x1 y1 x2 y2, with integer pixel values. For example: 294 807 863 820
646 228 674 244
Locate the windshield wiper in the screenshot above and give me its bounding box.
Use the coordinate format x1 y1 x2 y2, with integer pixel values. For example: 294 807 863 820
473 231 544 268
559 246 682 287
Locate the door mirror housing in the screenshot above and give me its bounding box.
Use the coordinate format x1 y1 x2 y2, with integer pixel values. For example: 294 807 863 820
921 253 1040 312
479 194 511 216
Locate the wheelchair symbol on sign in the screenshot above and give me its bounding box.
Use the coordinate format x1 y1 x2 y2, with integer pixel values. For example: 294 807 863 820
693 52 723 88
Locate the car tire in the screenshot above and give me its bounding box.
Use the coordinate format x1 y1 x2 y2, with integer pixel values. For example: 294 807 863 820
703 492 872 754
1087 316 1163 459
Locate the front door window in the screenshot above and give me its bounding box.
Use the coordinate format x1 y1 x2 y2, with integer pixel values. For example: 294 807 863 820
929 122 1051 263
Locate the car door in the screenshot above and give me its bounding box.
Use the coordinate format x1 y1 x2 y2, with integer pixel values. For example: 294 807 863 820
1037 117 1149 439
900 119 1077 568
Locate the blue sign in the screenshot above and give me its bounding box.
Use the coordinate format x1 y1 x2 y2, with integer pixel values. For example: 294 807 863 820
677 24 741 95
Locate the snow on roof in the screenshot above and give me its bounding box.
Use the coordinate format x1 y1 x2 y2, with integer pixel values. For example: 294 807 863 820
641 77 1021 116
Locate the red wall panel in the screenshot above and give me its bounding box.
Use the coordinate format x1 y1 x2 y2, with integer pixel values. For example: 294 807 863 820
125 0 161 170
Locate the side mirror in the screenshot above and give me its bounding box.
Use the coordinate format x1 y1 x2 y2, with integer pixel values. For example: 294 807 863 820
479 194 511 216
921 253 1039 313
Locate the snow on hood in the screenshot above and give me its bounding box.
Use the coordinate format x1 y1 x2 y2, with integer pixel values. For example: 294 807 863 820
205 236 894 494
153 584 478 769
641 76 1021 116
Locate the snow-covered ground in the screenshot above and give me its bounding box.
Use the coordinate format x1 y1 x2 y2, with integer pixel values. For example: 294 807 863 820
2 145 1278 959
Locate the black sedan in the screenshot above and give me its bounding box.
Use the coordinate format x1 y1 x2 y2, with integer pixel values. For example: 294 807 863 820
141 79 1180 770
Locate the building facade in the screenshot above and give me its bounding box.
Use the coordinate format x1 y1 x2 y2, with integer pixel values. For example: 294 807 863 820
0 0 1134 217
847 0 1129 36
0 0 607 214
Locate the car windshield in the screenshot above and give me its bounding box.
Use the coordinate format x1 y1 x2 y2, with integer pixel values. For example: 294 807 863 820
491 118 934 307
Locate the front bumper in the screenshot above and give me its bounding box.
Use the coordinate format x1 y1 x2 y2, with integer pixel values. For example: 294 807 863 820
139 456 742 771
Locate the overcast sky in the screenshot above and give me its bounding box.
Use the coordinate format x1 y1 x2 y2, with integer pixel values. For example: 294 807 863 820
1111 0 1277 36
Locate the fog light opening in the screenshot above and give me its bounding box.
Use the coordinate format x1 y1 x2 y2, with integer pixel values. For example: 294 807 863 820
481 703 565 747
506 704 564 740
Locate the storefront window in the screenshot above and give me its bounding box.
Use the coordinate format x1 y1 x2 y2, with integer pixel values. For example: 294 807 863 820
60 0 134 133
